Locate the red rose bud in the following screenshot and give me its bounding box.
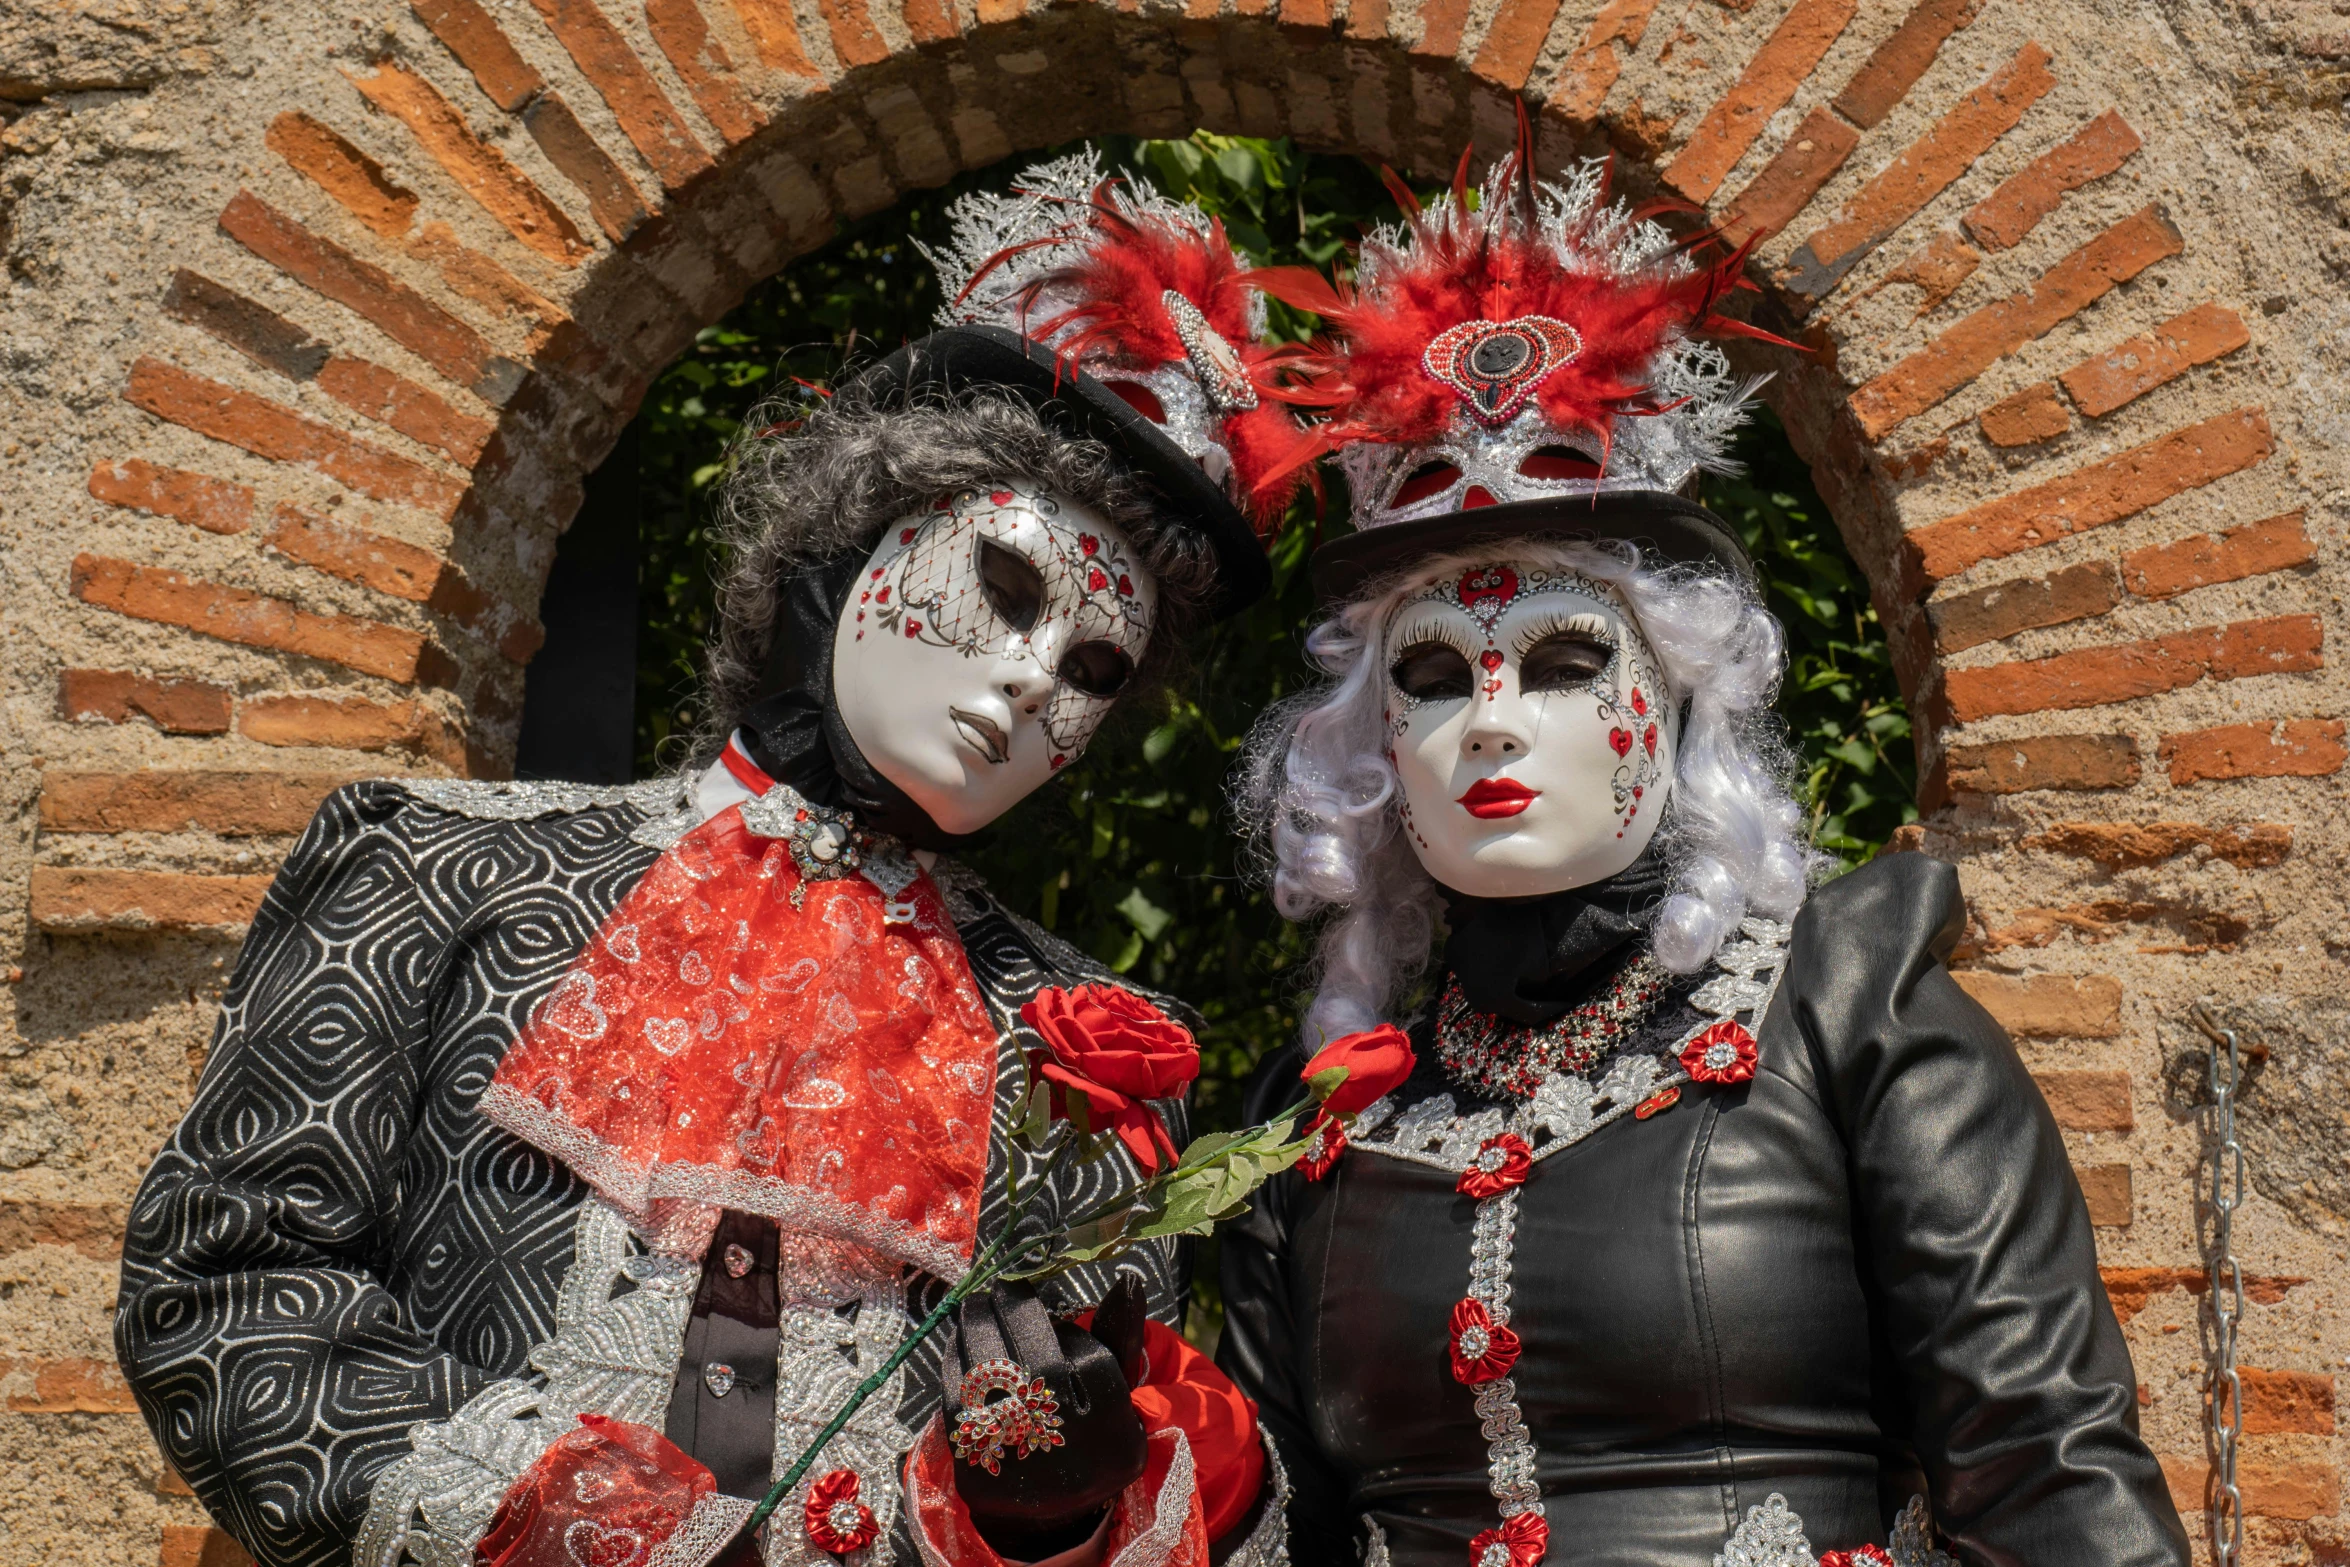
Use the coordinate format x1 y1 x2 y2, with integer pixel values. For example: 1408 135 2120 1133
1447 1298 1521 1385
1455 1134 1532 1199
1020 985 1199 1173
1301 1024 1417 1117
1297 1112 1347 1181
1679 1021 1758 1085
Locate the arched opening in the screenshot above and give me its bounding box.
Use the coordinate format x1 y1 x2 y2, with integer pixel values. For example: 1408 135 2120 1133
512 134 1911 1131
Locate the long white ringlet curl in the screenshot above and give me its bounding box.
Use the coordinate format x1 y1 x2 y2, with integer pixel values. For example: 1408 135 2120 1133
1235 538 1822 1048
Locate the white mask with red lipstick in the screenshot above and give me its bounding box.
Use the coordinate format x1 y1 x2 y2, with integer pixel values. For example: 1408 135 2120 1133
1380 559 1676 898
832 480 1157 836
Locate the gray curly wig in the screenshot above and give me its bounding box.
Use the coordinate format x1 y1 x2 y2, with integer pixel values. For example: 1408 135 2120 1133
692 379 1221 766
1237 537 1818 1048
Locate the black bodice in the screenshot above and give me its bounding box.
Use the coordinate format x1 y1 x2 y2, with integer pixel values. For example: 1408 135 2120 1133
1218 853 2189 1567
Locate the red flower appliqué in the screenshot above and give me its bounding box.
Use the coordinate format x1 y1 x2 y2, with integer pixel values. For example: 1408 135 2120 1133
1819 1549 1894 1567
804 1468 879 1555
1679 1021 1758 1085
1466 1508 1548 1567
1447 1298 1521 1385
1297 1113 1347 1181
1455 1134 1532 1199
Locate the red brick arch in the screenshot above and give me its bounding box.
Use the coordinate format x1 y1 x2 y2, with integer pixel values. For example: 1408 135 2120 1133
6 0 2346 1557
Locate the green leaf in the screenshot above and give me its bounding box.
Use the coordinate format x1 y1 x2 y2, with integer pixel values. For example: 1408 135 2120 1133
1305 1064 1349 1101
1118 886 1174 940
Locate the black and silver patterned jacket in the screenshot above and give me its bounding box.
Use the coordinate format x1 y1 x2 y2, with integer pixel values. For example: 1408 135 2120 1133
115 776 1196 1567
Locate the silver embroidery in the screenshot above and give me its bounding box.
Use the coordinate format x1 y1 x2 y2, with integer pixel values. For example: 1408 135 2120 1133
1350 917 1792 1176
1466 1191 1540 1517
651 1494 758 1567
1715 1493 1814 1567
1359 1516 1392 1567
763 1236 918 1567
354 1201 698 1567
1889 1495 1957 1567
1221 1438 1292 1567
1711 1492 1953 1567
737 778 923 904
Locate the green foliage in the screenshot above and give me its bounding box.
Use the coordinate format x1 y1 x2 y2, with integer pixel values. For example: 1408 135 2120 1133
619 130 1911 1133
1700 414 1917 864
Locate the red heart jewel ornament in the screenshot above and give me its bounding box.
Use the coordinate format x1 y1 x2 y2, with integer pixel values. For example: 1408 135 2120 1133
1479 650 1504 672
1079 534 1100 556
1610 727 1633 758
1456 565 1519 612
990 489 1014 504
1087 567 1109 592
1631 687 1647 716
1643 723 1658 756
562 1520 650 1567
1421 315 1585 427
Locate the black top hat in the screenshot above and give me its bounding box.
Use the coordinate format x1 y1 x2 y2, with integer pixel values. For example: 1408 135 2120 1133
1310 490 1756 607
855 325 1272 621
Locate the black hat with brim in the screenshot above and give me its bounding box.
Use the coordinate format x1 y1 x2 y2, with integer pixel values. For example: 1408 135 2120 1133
1310 491 1755 606
855 324 1271 621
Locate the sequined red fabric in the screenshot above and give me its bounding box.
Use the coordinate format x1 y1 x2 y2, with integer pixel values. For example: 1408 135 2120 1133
475 1414 736 1567
804 1468 880 1554
482 804 998 1275
1819 1548 1895 1567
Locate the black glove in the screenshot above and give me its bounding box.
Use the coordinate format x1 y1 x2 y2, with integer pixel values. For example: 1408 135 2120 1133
946 1276 1151 1560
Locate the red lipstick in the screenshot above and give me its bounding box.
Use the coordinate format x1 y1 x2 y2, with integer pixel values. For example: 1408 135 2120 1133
1456 778 1539 819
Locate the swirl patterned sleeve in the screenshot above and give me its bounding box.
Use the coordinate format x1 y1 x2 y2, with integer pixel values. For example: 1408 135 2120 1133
114 784 572 1567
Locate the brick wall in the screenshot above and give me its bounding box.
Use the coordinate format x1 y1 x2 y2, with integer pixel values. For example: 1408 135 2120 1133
0 0 2342 1563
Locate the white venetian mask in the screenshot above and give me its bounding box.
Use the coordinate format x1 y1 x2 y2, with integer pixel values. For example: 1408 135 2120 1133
1381 559 1676 898
831 480 1157 836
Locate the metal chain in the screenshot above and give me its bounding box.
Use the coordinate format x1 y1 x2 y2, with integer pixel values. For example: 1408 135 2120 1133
2191 1004 2246 1567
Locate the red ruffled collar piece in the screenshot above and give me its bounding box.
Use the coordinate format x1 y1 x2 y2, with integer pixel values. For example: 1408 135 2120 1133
481 750 998 1275
1467 1508 1548 1567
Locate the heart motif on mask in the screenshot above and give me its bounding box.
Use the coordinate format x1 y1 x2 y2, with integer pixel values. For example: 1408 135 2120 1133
1087 567 1108 592
1479 650 1504 672
990 490 1014 505
1631 688 1647 716
642 1017 690 1057
1609 727 1633 758
563 1520 650 1567
1456 565 1518 612
1643 723 1658 756
1422 315 1585 426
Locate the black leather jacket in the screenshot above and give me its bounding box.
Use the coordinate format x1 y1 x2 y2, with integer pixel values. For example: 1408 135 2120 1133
1218 854 2188 1567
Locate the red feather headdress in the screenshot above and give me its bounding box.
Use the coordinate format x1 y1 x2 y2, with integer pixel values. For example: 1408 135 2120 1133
1246 116 1788 527
923 151 1314 533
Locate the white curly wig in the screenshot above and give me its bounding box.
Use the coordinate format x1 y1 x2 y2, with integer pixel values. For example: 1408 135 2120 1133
1237 538 1818 1047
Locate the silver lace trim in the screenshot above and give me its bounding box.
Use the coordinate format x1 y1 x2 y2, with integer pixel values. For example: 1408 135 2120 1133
1358 1517 1391 1567
1350 919 1792 1552
654 1494 759 1567
762 1236 920 1567
1106 1428 1201 1567
1349 916 1793 1175
479 1081 973 1279
398 775 692 833
1221 1436 1292 1567
1716 1493 1954 1567
354 1201 701 1567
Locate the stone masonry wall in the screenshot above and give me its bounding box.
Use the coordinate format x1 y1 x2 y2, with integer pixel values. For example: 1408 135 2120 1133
0 0 2344 1561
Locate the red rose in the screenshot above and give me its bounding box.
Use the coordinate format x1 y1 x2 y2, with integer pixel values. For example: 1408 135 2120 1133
1301 1025 1417 1118
1021 985 1199 1173
1680 1021 1758 1085
805 1468 878 1555
1466 1507 1548 1567
1297 1113 1347 1181
1455 1134 1532 1199
1447 1298 1521 1385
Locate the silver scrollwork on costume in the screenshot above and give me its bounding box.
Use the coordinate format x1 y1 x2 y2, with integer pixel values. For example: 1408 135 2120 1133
1714 1492 1955 1567
1349 920 1793 1550
355 1201 702 1567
